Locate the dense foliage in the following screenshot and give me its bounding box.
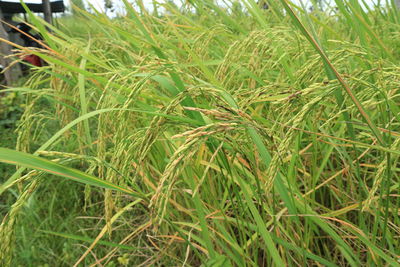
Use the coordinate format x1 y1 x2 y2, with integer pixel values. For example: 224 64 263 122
1 1 400 266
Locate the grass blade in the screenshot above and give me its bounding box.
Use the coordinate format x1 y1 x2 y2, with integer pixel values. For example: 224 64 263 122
0 148 136 195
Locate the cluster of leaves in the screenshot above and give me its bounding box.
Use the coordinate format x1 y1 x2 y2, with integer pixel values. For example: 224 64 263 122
1 0 400 266
0 92 25 128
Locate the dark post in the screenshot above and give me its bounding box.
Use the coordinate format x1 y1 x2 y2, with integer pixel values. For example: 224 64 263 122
42 0 52 24
0 9 21 86
258 1 269 10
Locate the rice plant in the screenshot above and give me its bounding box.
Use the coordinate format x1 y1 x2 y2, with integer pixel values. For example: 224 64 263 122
1 0 400 266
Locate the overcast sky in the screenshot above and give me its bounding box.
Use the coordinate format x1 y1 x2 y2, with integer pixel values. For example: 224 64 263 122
78 0 383 14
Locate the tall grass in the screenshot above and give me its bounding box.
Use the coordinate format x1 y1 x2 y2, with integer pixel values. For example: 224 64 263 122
1 0 400 265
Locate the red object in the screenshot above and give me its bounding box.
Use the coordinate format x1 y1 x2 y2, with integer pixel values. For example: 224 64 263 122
23 55 42 67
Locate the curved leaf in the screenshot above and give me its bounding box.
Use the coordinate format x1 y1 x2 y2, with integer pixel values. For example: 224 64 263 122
0 148 135 196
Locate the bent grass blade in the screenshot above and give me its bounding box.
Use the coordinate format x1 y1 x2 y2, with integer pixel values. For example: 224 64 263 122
0 148 135 196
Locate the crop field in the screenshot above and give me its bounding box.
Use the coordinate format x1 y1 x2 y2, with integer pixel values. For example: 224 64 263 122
1 0 400 266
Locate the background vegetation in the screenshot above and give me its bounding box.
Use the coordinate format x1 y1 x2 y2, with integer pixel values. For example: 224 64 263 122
1 0 400 266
